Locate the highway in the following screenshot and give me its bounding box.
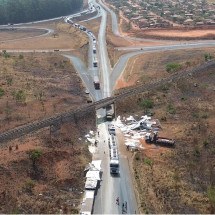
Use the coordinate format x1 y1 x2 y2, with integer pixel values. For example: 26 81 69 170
1 0 215 214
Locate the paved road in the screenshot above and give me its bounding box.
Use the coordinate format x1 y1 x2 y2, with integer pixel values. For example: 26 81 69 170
92 1 139 214
110 41 215 91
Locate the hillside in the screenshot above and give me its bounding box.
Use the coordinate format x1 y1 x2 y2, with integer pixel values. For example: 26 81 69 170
115 59 215 213
0 0 83 25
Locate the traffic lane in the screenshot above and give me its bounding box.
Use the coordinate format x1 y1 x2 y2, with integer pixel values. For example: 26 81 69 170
63 54 102 101
110 43 215 92
119 156 138 214
98 0 120 36
93 122 121 214
98 4 111 98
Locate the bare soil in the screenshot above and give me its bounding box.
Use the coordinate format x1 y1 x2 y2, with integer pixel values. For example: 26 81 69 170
0 21 88 50
0 28 47 42
0 52 89 133
140 28 215 40
116 62 215 213
0 111 95 214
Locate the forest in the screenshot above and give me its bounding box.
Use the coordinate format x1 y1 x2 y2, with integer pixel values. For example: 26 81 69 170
0 0 83 24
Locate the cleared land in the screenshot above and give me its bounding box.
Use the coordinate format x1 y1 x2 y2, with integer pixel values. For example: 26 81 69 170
0 28 47 42
142 29 215 39
0 21 88 50
0 52 89 133
115 57 215 213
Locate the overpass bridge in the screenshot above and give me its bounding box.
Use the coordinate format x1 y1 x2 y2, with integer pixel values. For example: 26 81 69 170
0 60 214 143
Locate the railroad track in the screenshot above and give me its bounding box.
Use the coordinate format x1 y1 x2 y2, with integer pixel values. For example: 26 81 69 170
0 60 214 143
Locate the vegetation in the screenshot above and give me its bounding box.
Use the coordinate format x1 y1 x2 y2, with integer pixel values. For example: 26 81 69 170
24 179 35 193
0 88 5 97
0 0 83 25
207 186 215 213
204 53 213 61
139 99 154 113
29 149 42 166
166 62 182 73
12 90 26 103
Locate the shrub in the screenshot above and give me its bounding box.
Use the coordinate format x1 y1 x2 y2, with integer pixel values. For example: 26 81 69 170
166 62 182 73
24 179 35 193
6 76 13 86
19 54 24 59
144 158 153 168
2 50 10 58
12 90 26 103
140 99 154 109
207 186 215 210
204 53 213 62
0 88 5 97
193 147 201 158
167 104 176 114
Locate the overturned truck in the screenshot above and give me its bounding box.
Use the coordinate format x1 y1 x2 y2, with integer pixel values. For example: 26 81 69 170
145 132 175 147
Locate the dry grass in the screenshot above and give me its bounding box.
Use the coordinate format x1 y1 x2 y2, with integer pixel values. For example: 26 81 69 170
0 28 46 42
0 52 88 133
116 64 215 214
0 21 88 50
115 48 215 89
0 114 95 213
143 29 215 38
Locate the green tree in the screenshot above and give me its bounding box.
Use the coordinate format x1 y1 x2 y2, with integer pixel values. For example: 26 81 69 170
140 99 154 113
28 149 42 178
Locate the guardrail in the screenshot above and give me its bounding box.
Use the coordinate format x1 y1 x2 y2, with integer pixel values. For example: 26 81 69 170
0 60 214 143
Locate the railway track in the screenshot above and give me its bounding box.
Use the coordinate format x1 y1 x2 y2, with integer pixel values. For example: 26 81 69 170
0 60 214 143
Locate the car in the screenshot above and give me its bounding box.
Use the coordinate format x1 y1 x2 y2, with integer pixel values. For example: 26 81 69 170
85 89 90 94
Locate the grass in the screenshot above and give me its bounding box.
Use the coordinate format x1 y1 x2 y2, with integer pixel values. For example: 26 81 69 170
116 63 215 213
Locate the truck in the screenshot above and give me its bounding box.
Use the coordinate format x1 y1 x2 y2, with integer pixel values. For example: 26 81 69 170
108 124 116 135
110 158 119 175
93 46 96 54
93 76 100 90
93 57 98 67
106 104 114 121
145 132 175 147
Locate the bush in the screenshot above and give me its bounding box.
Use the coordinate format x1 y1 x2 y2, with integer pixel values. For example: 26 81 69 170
144 158 153 168
6 76 13 86
204 53 213 62
207 186 215 209
166 62 182 73
24 179 35 193
140 99 154 109
2 50 10 58
19 54 24 59
0 88 5 97
12 90 26 103
167 104 176 114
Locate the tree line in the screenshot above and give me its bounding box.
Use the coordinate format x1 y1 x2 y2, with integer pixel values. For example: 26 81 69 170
0 0 83 25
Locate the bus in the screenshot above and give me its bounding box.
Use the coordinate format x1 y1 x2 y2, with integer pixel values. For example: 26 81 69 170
93 76 100 90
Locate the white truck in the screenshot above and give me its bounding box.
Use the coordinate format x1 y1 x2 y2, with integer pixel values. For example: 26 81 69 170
110 158 119 175
108 124 116 135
